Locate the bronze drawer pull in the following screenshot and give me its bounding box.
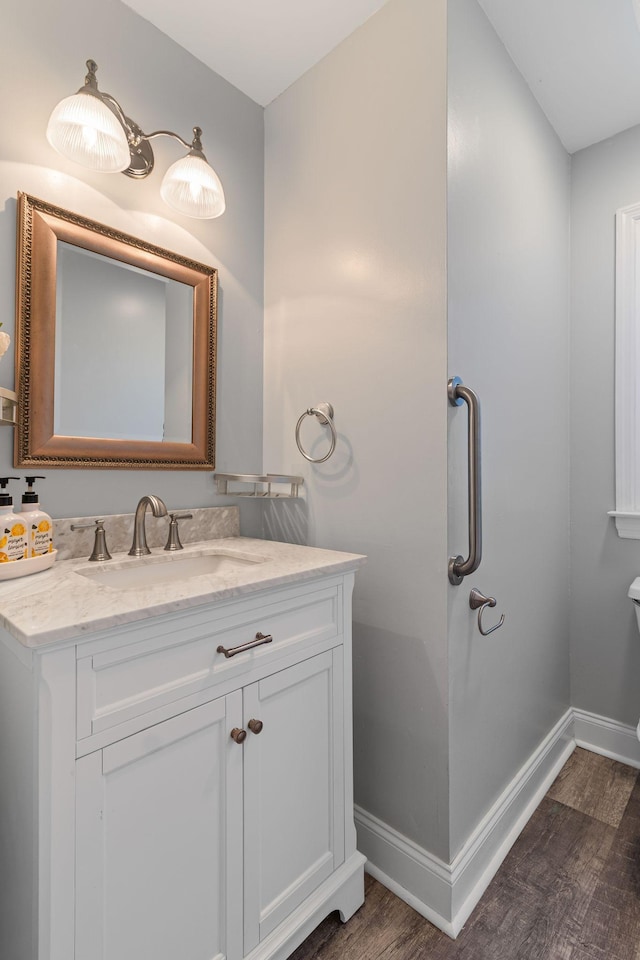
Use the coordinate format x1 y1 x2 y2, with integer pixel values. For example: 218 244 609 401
248 718 263 734
230 727 247 744
217 631 273 659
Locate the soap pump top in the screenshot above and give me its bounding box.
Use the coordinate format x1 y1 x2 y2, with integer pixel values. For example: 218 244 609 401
22 475 45 506
0 477 19 507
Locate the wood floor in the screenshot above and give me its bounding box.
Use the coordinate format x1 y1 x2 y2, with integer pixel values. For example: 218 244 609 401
289 748 640 960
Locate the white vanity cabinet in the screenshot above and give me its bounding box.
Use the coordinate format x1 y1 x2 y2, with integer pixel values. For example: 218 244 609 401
0 569 365 960
75 692 243 960
242 648 345 954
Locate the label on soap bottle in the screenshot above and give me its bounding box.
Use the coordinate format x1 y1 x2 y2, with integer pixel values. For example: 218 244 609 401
30 518 53 557
0 521 28 562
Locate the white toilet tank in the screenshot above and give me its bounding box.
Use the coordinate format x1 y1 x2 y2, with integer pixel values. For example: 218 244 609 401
628 578 640 741
629 577 640 630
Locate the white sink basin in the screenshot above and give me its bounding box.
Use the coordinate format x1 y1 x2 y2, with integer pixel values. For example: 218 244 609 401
76 549 267 590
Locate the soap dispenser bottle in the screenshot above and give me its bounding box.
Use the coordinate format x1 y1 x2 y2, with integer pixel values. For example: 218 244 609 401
0 477 28 562
21 476 53 557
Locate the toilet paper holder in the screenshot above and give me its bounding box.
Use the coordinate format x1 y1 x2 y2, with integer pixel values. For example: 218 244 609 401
469 587 505 636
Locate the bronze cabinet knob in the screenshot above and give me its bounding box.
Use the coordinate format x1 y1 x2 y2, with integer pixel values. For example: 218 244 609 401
248 718 264 735
230 727 247 744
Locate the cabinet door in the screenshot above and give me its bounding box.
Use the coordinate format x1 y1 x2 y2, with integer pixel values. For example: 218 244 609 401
75 692 243 960
243 648 345 952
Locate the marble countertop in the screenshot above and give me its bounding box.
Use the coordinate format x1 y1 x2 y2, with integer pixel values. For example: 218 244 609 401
0 537 366 648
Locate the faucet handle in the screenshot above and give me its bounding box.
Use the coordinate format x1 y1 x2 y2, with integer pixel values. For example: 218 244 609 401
164 513 193 552
71 519 112 562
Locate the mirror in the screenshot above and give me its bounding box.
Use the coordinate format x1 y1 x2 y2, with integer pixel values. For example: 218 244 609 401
15 193 217 469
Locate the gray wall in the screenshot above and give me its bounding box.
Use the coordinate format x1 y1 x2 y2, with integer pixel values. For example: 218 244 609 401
570 125 640 725
0 0 264 529
264 0 450 860
447 0 571 855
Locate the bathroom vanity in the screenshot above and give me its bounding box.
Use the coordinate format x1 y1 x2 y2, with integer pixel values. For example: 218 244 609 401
0 537 366 960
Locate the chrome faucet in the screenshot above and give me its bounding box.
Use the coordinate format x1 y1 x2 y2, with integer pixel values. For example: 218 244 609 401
129 495 168 557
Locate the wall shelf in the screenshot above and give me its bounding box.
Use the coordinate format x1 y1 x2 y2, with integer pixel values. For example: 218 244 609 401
0 388 18 426
214 473 304 499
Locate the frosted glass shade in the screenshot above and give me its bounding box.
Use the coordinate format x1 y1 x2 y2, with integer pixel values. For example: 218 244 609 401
160 154 226 219
46 92 130 173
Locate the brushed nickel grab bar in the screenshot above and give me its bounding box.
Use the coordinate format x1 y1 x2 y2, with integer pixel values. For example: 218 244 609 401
448 377 482 585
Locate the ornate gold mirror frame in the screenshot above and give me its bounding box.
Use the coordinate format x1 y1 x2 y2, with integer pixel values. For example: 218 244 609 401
15 193 217 469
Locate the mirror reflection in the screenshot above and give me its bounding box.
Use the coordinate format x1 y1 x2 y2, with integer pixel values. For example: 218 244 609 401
54 243 194 443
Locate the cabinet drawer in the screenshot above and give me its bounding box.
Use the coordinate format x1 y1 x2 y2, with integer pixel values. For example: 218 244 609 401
77 582 341 741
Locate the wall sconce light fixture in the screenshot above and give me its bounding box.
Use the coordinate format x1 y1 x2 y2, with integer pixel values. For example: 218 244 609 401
46 60 225 220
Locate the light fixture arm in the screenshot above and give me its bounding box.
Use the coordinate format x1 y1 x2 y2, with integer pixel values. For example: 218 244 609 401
140 127 209 160
96 92 130 131
144 130 193 150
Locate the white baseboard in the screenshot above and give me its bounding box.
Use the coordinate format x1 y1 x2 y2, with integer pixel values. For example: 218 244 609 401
355 809 455 938
355 708 575 938
573 707 640 768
